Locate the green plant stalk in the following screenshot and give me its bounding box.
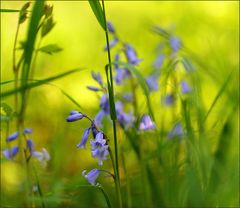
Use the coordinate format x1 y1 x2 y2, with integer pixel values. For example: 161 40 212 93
13 22 20 129
98 186 112 208
101 1 122 208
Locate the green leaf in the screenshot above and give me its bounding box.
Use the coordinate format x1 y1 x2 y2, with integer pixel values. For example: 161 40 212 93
88 0 106 31
1 68 83 98
38 44 63 55
0 9 20 12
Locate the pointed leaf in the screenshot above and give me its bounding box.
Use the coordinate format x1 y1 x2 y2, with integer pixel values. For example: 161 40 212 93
88 0 106 31
38 44 63 55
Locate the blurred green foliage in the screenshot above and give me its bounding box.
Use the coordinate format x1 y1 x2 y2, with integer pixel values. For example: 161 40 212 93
1 1 239 208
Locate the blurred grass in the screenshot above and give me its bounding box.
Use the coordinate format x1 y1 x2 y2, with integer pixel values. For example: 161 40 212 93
1 1 239 207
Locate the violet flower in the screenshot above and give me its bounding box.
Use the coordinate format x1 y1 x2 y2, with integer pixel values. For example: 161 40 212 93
181 81 191 94
107 21 115 33
170 36 181 53
82 168 100 186
90 132 109 165
139 114 156 131
32 148 50 167
91 71 103 86
2 146 19 159
104 37 118 51
6 132 19 142
24 128 32 134
77 128 91 149
125 44 142 65
168 123 183 139
87 86 101 92
66 112 84 122
145 74 159 91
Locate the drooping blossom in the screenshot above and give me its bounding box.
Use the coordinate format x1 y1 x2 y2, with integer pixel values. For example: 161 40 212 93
91 71 103 86
6 132 19 142
76 128 91 149
90 132 109 166
116 101 134 129
125 44 142 65
170 36 181 53
104 37 119 51
180 81 191 94
82 168 100 186
24 128 32 134
107 21 115 33
168 123 183 139
139 114 156 131
66 111 84 122
145 74 159 91
32 148 50 167
2 146 19 159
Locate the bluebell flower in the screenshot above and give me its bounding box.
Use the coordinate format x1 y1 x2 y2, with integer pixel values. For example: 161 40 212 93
94 110 105 127
76 128 90 149
6 132 19 142
24 128 32 134
107 21 115 33
168 123 183 139
82 168 100 186
145 74 159 91
27 139 34 153
32 148 50 167
116 101 134 129
90 132 109 165
2 146 19 159
139 114 156 131
66 112 84 122
87 86 101 92
91 71 103 86
180 81 191 94
125 44 142 65
100 94 110 114
70 110 79 115
115 68 127 85
153 54 164 68
104 37 118 51
162 94 174 106
170 36 181 53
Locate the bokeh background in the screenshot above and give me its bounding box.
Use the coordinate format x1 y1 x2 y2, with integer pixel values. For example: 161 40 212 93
1 1 239 207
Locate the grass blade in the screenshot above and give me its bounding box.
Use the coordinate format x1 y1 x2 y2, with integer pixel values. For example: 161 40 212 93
0 9 20 12
88 0 106 31
204 71 233 122
1 68 83 98
21 1 44 88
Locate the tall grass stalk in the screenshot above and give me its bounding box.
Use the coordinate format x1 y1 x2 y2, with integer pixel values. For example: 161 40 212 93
101 1 122 207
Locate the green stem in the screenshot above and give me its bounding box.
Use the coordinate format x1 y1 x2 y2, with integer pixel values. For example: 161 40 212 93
13 23 20 129
98 186 112 208
32 165 45 208
101 1 122 208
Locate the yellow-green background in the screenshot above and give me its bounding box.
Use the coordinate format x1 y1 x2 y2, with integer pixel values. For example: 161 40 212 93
1 0 239 201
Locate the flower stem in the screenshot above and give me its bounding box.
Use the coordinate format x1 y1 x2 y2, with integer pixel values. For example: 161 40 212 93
98 186 112 208
101 1 122 208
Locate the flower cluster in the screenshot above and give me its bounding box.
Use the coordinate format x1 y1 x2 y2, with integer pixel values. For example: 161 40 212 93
2 128 50 167
66 111 111 185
